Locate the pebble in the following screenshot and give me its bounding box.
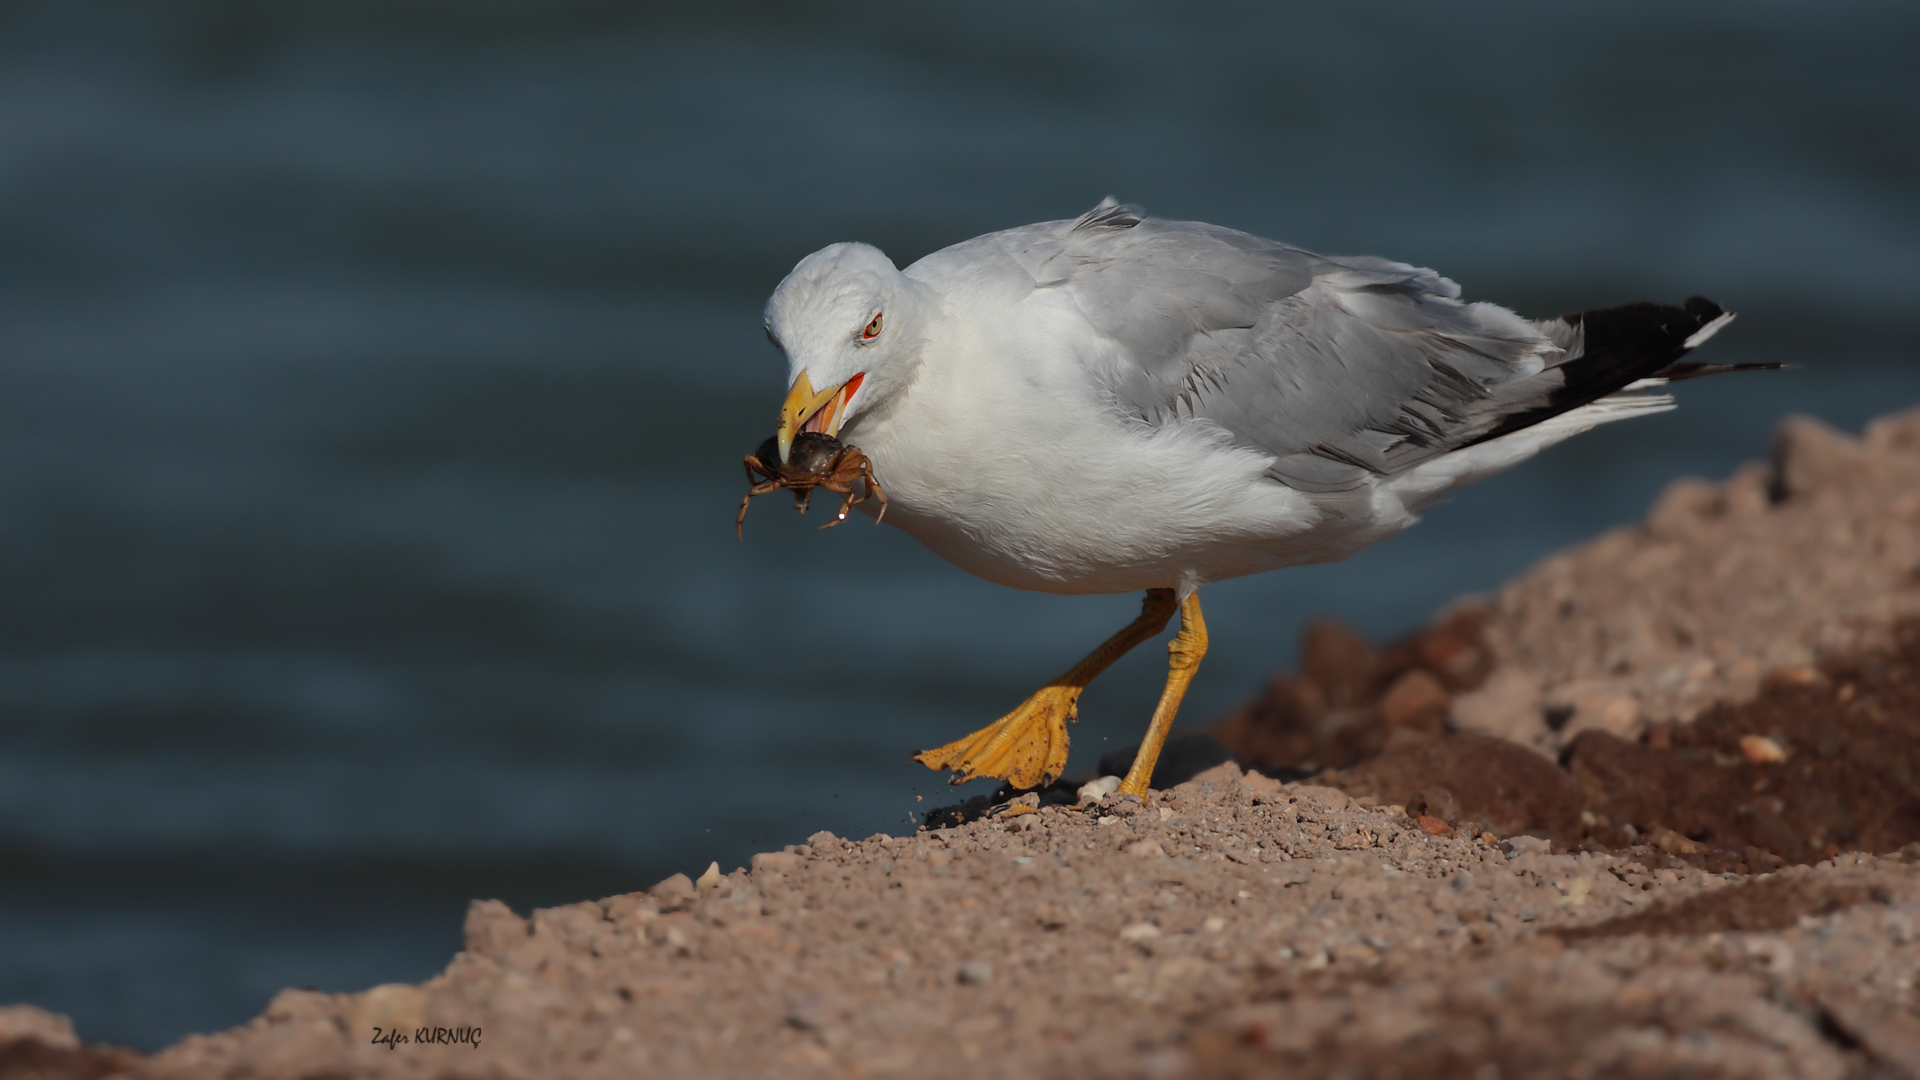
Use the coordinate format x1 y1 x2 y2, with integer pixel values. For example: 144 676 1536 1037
0 1005 79 1051
1503 836 1551 859
1125 839 1167 858
1380 668 1451 729
956 961 993 985
696 862 723 890
650 873 695 904
1119 923 1161 942
1078 775 1122 803
751 851 803 875
1739 734 1790 763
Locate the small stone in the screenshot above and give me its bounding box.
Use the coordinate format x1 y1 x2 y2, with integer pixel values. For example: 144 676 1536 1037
1451 871 1476 892
1648 826 1705 855
1334 829 1377 850
1417 611 1493 689
1202 917 1226 933
264 989 332 1024
1503 835 1552 859
1302 620 1376 706
750 851 803 875
1416 786 1462 821
649 873 695 904
1765 666 1826 689
1380 668 1450 731
346 984 426 1038
1124 839 1167 858
602 893 655 924
1078 775 1123 803
696 861 723 890
956 960 993 985
0 1005 79 1050
1119 922 1161 942
1541 679 1641 739
808 830 839 848
1415 815 1453 837
1239 770 1284 793
1739 734 1789 763
463 898 531 957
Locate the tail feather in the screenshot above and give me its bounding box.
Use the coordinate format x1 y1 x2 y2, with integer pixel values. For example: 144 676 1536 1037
1464 296 1745 451
1648 359 1784 382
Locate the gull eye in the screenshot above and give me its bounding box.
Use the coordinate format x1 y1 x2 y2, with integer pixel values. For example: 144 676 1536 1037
861 312 883 340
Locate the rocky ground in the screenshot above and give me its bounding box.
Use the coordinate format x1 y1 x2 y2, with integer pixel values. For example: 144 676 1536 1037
6 408 1920 1080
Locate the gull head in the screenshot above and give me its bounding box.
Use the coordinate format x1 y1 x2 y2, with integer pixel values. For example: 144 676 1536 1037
763 242 931 462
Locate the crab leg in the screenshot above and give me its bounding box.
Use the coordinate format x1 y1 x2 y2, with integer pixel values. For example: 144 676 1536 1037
735 480 784 541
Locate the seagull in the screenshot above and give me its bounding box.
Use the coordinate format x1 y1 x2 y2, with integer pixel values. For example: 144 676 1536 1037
756 199 1758 799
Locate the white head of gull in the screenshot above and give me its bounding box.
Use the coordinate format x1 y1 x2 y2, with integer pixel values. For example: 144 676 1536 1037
755 199 1753 797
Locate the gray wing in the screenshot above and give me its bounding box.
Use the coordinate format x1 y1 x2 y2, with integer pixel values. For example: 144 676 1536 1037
999 200 1565 493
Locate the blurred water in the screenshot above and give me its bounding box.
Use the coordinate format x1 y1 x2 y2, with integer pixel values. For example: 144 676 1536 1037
0 0 1916 1050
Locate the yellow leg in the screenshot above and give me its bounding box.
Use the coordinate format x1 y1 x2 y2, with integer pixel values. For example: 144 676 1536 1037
1118 591 1208 799
915 589 1179 789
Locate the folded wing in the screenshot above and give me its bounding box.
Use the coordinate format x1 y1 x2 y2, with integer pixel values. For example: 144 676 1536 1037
1015 199 1739 495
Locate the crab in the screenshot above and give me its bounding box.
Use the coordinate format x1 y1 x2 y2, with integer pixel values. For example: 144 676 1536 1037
736 431 888 540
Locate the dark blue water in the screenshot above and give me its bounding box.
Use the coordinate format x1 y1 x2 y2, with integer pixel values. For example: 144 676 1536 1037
1 0 1916 1050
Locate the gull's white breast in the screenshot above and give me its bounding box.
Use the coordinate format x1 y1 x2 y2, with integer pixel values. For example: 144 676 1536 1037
838 268 1359 595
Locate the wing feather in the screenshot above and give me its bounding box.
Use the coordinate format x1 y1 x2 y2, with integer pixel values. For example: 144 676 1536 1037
1007 201 1724 498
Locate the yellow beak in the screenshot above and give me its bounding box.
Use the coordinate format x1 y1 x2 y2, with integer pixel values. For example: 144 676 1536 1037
775 369 864 462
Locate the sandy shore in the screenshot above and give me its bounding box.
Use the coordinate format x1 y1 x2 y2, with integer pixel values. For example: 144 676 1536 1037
6 408 1920 1080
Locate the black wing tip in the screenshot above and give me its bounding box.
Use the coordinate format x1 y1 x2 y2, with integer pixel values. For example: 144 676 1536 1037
1561 295 1727 336
1683 295 1725 322
1464 295 1743 452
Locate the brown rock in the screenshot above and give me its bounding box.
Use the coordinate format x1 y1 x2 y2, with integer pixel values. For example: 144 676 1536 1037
1379 668 1450 731
1321 732 1585 838
1415 605 1495 690
751 850 804 875
1648 826 1707 856
462 898 529 959
262 989 334 1024
248 1017 348 1079
649 872 695 907
1541 677 1641 740
1738 733 1789 763
345 984 426 1041
602 892 655 923
1240 770 1284 793
1450 667 1548 751
1302 620 1377 706
1415 815 1453 837
1772 412 1875 500
0 1005 78 1050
